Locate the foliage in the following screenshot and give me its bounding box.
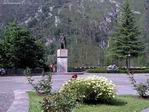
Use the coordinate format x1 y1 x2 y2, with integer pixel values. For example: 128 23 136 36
108 1 144 61
128 72 149 98
0 34 14 67
68 67 85 72
0 22 46 68
41 92 77 112
60 75 116 103
69 38 102 67
87 67 149 73
128 68 149 73
27 72 52 95
135 83 149 97
45 43 57 65
24 67 32 76
87 67 107 73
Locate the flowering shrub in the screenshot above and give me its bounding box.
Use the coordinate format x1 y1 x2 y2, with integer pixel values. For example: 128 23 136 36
60 75 116 102
41 92 77 112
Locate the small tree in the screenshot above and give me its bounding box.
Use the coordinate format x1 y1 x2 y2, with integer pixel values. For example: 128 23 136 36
108 1 144 66
0 22 46 68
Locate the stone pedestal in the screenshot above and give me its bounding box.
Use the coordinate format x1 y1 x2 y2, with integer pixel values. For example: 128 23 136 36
57 49 68 73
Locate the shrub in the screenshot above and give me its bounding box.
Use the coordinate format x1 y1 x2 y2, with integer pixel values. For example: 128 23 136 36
27 72 52 95
60 75 116 103
128 72 149 98
135 83 148 97
87 67 107 73
41 92 77 112
24 67 32 76
68 67 85 72
120 67 149 73
87 67 149 73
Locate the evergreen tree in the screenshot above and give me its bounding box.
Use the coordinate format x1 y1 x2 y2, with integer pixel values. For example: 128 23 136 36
108 1 144 64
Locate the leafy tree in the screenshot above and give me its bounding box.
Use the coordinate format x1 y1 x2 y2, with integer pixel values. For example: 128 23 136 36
0 22 46 68
108 1 144 65
0 40 9 67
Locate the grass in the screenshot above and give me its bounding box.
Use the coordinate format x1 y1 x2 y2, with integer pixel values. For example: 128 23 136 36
28 92 149 112
28 92 43 112
74 96 149 112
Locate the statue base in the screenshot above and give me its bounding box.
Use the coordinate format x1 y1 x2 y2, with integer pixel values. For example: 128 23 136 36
57 49 68 73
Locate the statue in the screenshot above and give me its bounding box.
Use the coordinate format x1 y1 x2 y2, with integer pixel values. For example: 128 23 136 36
57 34 68 73
60 34 67 49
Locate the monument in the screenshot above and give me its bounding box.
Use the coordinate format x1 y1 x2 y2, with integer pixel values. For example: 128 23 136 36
57 35 68 73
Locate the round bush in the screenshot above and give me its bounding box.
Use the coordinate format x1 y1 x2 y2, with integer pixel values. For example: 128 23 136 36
60 75 116 102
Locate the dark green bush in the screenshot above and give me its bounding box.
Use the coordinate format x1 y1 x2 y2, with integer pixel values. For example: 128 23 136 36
122 68 149 73
41 92 77 112
135 83 148 97
68 67 85 72
130 69 149 73
87 67 107 73
87 67 149 73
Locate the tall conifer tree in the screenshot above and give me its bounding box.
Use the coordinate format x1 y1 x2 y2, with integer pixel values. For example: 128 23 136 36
108 1 144 61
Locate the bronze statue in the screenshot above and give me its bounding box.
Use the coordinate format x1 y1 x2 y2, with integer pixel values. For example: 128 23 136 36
60 34 67 49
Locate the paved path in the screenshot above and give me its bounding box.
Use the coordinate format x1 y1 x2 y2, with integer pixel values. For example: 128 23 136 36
0 73 149 112
0 92 14 112
0 76 32 112
7 90 29 112
142 108 149 112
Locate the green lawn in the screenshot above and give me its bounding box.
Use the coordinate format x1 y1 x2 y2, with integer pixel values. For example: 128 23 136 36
28 92 43 112
28 92 149 112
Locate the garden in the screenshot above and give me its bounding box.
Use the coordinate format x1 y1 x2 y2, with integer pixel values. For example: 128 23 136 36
27 74 149 112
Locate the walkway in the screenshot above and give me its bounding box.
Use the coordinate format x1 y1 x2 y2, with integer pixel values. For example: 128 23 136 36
0 76 32 112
